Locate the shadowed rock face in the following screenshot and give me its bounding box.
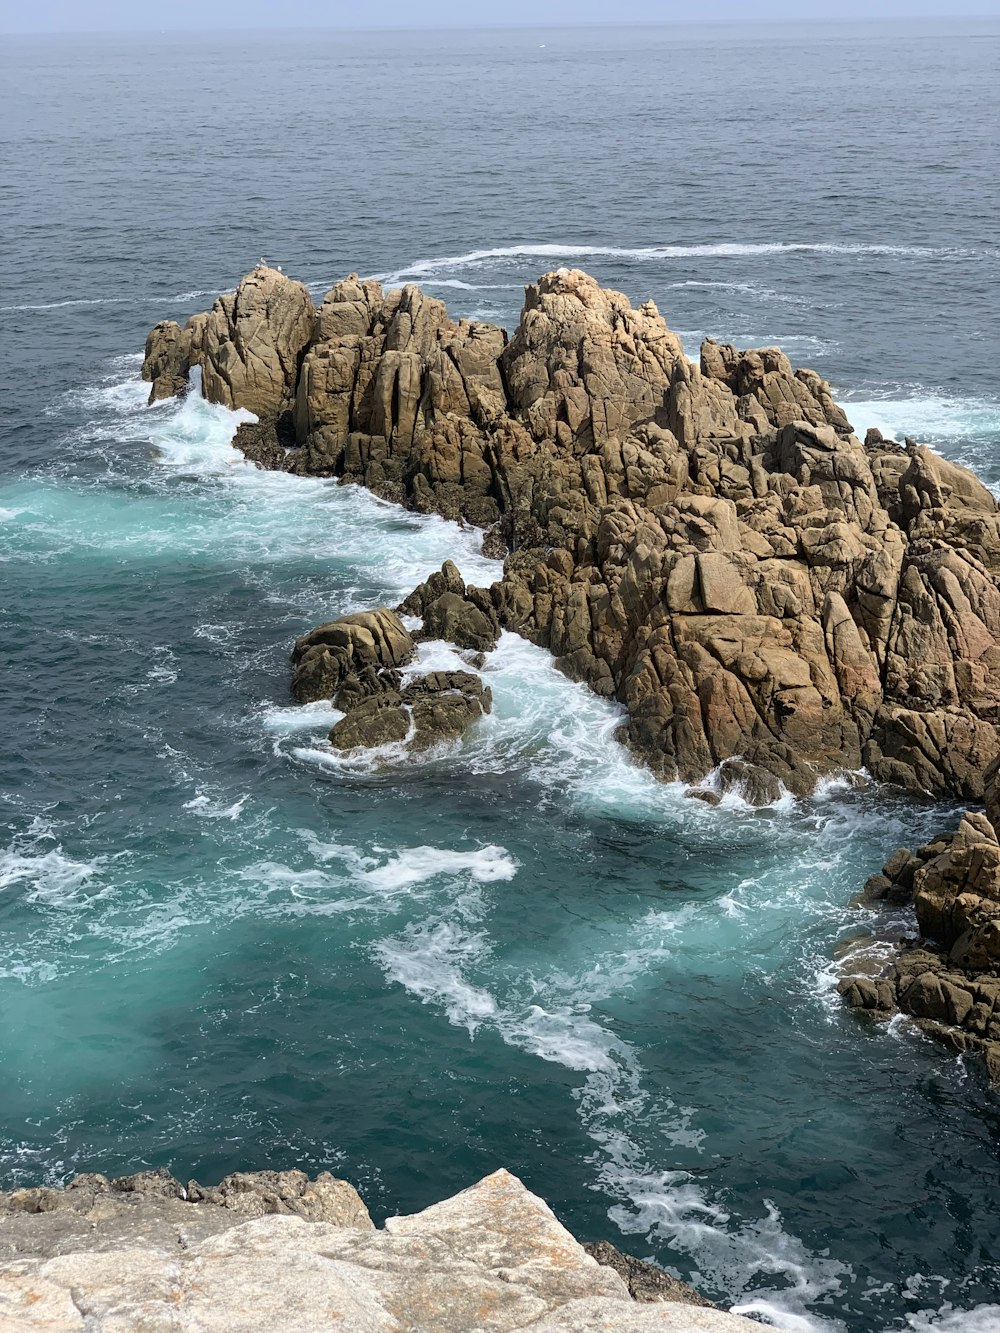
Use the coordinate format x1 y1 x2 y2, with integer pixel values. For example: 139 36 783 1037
582 1240 716 1308
841 755 1000 1084
144 267 1000 802
0 1168 759 1332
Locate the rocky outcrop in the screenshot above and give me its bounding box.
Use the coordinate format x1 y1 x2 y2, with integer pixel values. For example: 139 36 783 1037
141 320 193 403
142 265 314 417
291 608 416 705
147 267 1000 802
0 1167 758 1331
290 597 492 757
840 756 1000 1082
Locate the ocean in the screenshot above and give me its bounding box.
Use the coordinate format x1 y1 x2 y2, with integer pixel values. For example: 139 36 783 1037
1 18 1000 1332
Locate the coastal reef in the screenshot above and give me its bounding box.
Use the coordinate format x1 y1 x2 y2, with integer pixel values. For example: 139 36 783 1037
145 263 1000 804
0 1166 755 1331
840 754 1000 1083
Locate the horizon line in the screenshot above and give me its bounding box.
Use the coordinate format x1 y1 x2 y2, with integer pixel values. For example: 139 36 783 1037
4 13 998 36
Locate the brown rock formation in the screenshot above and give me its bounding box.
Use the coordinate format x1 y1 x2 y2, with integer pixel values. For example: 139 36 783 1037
582 1240 717 1307
141 320 193 403
840 755 1000 1082
289 599 492 757
142 264 314 417
146 266 1000 802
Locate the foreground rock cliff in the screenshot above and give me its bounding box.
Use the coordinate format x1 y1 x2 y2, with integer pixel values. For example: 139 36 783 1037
0 1167 757 1331
145 264 1000 803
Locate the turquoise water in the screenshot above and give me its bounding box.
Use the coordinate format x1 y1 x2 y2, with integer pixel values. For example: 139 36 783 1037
3 19 1000 1332
3 367 999 1333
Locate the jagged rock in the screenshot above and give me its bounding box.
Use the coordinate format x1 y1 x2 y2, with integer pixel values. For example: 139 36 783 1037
231 413 297 469
329 692 411 750
291 609 414 704
141 320 192 403
293 567 497 758
0 1169 373 1264
500 269 685 452
400 560 501 652
328 670 493 755
0 1168 759 1331
715 758 784 807
405 670 493 749
583 1240 716 1307
841 762 1000 1083
147 267 1000 805
197 264 314 418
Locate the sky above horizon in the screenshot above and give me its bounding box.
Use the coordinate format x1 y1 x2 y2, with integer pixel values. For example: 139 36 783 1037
2 0 999 33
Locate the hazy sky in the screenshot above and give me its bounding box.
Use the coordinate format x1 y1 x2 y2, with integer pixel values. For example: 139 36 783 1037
2 0 998 33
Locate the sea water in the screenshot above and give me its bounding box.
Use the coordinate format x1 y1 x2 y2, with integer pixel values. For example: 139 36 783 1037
2 20 1000 1331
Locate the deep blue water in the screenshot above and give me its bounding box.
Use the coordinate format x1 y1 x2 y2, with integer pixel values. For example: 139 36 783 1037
2 20 1000 1333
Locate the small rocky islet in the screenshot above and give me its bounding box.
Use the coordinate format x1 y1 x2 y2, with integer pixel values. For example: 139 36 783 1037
144 267 1000 1076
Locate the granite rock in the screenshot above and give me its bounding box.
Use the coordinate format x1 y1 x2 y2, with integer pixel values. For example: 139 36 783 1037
0 1168 760 1332
147 268 1000 804
841 754 1000 1083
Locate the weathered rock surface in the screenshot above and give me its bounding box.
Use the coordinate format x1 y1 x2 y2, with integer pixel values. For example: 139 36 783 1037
148 267 1000 802
840 755 1000 1081
582 1241 716 1307
290 591 493 757
141 320 193 403
142 264 314 418
291 608 415 705
0 1168 759 1331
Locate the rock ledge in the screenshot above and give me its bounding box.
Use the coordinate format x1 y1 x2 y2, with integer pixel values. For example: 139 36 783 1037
0 1167 759 1331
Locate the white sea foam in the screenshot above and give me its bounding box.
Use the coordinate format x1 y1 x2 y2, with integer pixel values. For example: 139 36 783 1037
361 845 517 890
1 288 222 314
664 279 809 306
0 296 134 312
0 846 102 907
839 392 1000 444
261 699 339 734
899 1303 1000 1332
33 366 503 596
183 792 248 820
375 239 976 286
372 922 499 1034
373 918 634 1074
608 1170 850 1333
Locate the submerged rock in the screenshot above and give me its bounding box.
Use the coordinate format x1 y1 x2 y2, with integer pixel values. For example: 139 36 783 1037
0 1167 758 1331
149 267 1000 804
